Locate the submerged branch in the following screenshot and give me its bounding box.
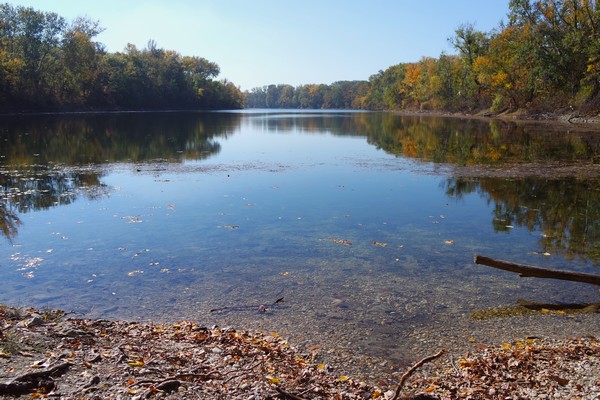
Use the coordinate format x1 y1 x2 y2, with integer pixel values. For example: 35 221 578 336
210 297 285 314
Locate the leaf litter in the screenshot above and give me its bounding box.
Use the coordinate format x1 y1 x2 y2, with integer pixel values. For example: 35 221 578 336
0 305 598 399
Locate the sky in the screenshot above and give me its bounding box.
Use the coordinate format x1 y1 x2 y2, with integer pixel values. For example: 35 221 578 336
7 1 510 91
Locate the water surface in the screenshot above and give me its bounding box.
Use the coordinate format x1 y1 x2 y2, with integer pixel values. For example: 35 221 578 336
1 111 598 382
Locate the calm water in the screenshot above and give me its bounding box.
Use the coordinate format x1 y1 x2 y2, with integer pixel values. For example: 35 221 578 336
1 110 599 379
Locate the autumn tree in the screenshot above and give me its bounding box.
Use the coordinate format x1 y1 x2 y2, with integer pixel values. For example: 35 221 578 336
58 17 104 106
0 3 242 111
448 23 490 109
507 0 600 106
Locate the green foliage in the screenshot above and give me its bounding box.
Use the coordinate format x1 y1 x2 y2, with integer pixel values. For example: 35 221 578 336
0 3 243 111
4 1 600 113
245 81 368 109
248 1 600 114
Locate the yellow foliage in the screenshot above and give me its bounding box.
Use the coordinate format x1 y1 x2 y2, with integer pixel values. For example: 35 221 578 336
491 71 509 89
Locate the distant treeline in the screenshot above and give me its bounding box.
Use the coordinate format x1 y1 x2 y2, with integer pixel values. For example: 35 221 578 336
0 3 244 112
247 0 600 114
245 81 369 109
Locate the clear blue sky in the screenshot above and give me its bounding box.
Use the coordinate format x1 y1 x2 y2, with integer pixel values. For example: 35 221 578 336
8 1 509 90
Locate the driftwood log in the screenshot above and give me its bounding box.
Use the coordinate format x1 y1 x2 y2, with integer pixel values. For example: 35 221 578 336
474 255 600 286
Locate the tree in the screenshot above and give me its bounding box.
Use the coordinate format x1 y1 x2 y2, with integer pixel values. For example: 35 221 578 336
449 23 490 107
507 0 600 100
59 17 104 106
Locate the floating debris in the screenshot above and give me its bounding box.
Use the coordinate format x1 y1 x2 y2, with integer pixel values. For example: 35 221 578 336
323 238 352 246
221 225 240 229
531 251 551 256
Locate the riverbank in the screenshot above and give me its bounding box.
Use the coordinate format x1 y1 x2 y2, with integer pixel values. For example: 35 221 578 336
0 304 598 399
392 108 600 132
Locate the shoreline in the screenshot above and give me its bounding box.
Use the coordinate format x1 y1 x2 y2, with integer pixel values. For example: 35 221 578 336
1 303 599 399
391 108 600 132
3 107 600 130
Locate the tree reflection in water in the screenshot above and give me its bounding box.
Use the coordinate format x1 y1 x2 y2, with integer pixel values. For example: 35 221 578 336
0 112 236 240
0 167 109 240
445 176 600 263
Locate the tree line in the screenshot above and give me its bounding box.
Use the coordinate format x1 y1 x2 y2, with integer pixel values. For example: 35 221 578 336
0 3 245 112
245 81 369 109
3 1 600 114
247 0 600 114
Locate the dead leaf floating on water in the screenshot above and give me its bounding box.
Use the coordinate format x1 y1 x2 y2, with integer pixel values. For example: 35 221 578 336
332 239 352 246
322 238 352 246
444 240 454 245
372 241 387 247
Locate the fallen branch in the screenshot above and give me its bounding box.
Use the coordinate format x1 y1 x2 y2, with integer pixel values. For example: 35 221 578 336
274 386 307 400
391 349 446 400
131 371 221 387
0 362 72 395
474 255 600 286
210 297 285 313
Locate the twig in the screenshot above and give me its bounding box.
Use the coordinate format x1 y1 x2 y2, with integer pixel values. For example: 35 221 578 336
222 359 264 383
448 355 461 376
130 371 220 387
210 297 285 313
391 349 446 400
274 386 308 400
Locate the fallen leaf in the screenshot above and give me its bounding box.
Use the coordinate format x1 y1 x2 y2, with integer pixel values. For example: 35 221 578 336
372 241 387 247
549 375 569 386
458 359 474 368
